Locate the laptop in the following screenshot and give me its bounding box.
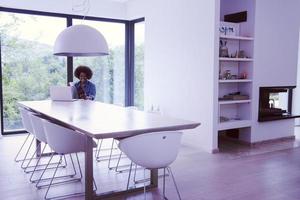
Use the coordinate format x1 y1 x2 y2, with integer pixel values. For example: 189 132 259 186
50 86 77 101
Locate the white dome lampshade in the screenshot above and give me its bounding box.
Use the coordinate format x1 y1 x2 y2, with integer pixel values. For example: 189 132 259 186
53 24 109 56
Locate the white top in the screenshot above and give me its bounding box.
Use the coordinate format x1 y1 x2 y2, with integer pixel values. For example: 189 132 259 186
19 100 200 139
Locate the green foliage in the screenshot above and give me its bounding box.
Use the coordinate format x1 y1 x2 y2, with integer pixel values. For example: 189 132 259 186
134 44 145 110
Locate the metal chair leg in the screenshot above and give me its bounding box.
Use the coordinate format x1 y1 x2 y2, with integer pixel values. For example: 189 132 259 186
36 154 78 188
143 168 146 200
167 167 182 200
30 144 47 182
43 153 97 199
75 153 98 191
36 153 55 188
24 142 41 172
14 133 31 162
75 153 82 179
108 139 115 169
126 162 133 190
20 137 35 168
115 152 123 172
25 144 67 174
163 168 166 199
133 164 138 182
44 155 62 200
95 139 103 158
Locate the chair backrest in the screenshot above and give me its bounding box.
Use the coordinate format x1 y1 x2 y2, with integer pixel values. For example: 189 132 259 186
19 107 34 134
28 113 47 143
118 131 182 169
42 119 85 154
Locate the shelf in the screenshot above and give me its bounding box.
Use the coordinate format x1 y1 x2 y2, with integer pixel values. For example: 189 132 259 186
219 79 252 83
258 114 300 122
219 99 251 105
218 120 251 131
219 57 253 62
220 35 254 41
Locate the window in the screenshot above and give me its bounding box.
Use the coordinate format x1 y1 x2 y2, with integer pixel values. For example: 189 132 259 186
0 7 143 134
73 19 126 106
134 21 145 110
0 12 66 132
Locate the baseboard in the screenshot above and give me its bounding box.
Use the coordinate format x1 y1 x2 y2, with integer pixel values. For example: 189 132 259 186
211 148 219 154
219 134 296 147
250 136 295 147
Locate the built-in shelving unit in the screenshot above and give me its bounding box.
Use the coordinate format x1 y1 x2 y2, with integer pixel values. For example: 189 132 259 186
217 0 255 146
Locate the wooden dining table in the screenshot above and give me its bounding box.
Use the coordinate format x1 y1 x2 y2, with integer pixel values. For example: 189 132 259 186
19 100 200 200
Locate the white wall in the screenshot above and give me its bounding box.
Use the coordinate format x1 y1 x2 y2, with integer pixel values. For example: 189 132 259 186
293 31 300 126
251 0 300 142
127 0 218 152
0 0 127 19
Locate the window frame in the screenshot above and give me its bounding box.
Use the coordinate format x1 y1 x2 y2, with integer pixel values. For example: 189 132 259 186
0 7 142 135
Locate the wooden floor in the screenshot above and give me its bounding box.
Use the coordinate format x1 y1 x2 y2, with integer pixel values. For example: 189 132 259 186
1 133 300 200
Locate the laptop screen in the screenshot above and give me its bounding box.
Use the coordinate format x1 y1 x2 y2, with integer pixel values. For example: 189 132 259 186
50 86 76 101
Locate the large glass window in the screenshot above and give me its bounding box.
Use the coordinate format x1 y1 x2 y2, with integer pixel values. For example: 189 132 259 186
134 21 145 110
73 19 125 106
0 12 66 131
0 8 142 134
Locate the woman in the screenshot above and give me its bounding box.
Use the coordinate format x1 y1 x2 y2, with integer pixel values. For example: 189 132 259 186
74 65 96 100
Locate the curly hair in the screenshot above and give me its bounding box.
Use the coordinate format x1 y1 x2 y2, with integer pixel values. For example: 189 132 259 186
74 65 93 80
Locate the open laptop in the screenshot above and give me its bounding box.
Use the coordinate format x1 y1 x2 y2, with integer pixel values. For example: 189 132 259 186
50 86 77 101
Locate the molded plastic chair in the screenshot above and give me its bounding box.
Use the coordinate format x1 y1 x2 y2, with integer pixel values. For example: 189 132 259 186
119 131 183 200
28 113 73 183
41 119 97 200
20 109 66 174
18 108 38 169
15 109 34 162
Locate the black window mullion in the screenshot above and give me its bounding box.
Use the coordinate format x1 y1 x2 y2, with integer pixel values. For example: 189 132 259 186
125 21 134 107
67 17 73 84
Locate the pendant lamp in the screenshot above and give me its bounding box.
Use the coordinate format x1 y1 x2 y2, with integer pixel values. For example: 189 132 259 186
53 24 109 56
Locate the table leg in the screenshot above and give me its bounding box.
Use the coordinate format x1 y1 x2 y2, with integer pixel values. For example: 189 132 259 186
150 169 158 187
85 136 94 200
36 139 41 157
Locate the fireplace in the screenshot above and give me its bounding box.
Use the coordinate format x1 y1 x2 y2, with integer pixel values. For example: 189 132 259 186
258 86 300 122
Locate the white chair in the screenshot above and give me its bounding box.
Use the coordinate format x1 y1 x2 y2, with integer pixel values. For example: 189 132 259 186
28 113 73 183
14 108 34 162
118 131 183 200
41 119 97 200
20 108 67 173
18 108 38 169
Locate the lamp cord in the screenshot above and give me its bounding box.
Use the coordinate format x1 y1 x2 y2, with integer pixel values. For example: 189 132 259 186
72 0 90 21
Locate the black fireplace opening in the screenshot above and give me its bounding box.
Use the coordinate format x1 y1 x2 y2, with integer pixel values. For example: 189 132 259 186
258 86 300 122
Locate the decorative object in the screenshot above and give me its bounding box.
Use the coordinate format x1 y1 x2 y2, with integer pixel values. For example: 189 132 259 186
224 11 247 23
240 72 248 79
220 116 230 122
219 92 249 100
238 50 245 58
219 40 229 57
53 0 109 57
224 70 232 80
219 21 240 36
